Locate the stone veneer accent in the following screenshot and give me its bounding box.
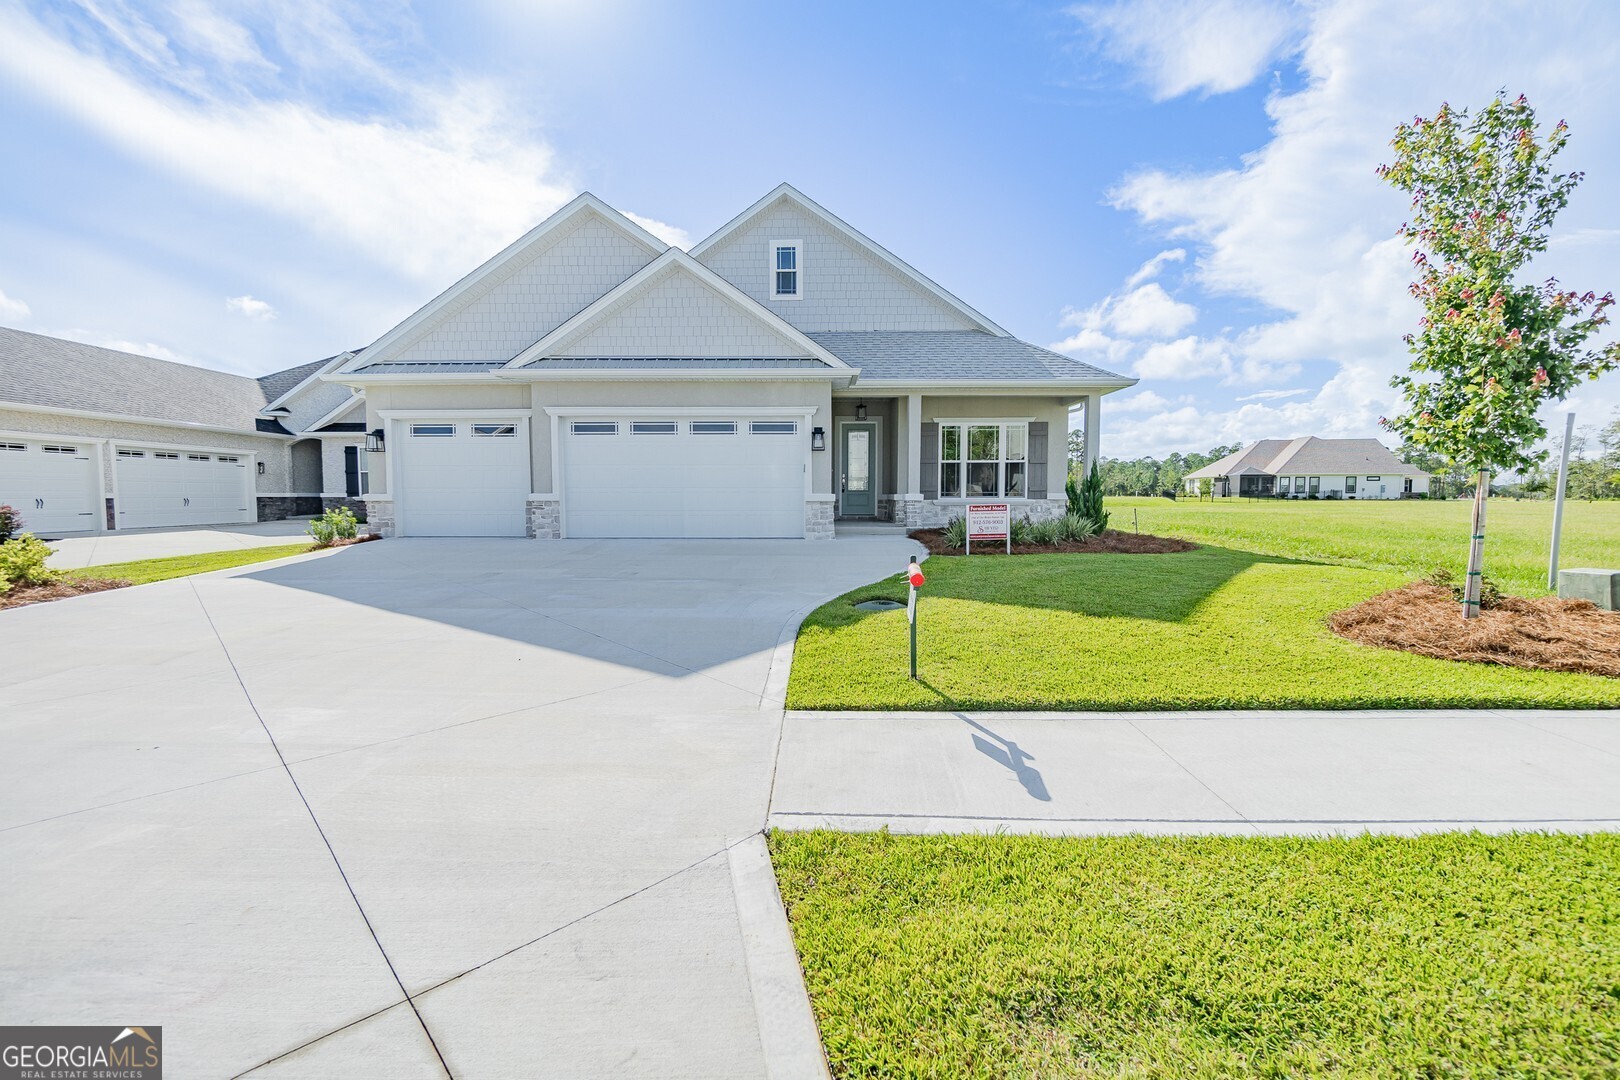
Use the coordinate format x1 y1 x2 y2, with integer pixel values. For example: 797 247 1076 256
526 496 562 539
804 498 835 540
256 495 322 521
321 496 368 520
874 495 898 523
363 498 394 537
898 498 1068 529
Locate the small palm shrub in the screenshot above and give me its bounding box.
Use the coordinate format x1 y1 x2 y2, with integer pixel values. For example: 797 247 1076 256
942 516 967 550
0 504 21 543
308 506 359 547
1058 513 1099 542
1009 516 1036 546
1026 518 1062 546
0 534 62 593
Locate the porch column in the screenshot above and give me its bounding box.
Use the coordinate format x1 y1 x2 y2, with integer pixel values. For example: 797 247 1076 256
1082 393 1101 476
905 392 923 496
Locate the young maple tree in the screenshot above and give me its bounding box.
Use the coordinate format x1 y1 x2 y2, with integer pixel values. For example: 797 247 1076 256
1378 92 1620 617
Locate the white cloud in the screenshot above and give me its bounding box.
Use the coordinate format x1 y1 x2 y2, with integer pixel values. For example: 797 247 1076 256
1071 0 1299 100
1107 389 1179 413
0 288 30 321
226 294 277 320
0 7 575 283
623 212 691 250
1061 282 1198 341
1134 335 1231 380
1123 248 1186 289
1236 388 1310 402
1099 0 1620 457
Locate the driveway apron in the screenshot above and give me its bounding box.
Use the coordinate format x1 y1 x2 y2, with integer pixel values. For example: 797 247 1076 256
0 536 916 1078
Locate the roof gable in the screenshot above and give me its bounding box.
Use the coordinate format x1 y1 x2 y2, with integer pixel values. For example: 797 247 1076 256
689 184 1007 336
338 194 667 373
508 249 849 369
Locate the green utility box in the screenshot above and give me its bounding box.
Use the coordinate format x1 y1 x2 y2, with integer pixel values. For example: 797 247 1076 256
1557 568 1620 610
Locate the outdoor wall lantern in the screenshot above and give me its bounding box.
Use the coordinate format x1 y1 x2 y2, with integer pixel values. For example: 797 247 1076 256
365 428 386 453
855 402 868 421
811 427 826 451
257 461 266 475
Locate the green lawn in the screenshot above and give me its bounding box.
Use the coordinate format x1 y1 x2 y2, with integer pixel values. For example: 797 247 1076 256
70 543 318 585
1110 496 1620 596
787 547 1620 710
771 830 1620 1079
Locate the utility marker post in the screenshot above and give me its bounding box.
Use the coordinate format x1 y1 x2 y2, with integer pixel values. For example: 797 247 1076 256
906 556 925 680
1549 411 1575 590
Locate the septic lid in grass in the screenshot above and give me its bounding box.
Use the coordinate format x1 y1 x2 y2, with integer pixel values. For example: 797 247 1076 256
854 599 905 611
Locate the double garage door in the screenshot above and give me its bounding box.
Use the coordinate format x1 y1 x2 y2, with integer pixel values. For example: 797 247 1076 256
392 414 807 538
114 447 253 529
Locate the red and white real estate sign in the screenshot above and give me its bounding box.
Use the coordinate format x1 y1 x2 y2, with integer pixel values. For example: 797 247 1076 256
965 502 1010 554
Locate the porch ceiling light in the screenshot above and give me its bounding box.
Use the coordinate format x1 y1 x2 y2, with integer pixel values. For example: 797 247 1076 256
365 428 386 453
855 402 867 421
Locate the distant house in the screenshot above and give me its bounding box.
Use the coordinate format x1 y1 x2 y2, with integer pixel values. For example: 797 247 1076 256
1182 437 1429 499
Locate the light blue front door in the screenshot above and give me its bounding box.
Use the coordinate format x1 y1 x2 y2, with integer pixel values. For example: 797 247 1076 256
840 423 876 517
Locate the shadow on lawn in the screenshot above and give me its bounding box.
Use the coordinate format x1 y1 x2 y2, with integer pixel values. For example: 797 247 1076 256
849 545 1310 625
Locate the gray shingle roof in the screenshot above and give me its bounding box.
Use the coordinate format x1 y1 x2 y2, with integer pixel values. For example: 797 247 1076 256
527 357 831 369
0 325 298 431
806 331 1131 382
258 356 340 403
1187 437 1425 479
350 360 510 374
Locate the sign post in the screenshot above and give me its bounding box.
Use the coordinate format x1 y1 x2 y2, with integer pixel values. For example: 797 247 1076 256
906 556 925 679
965 502 1011 555
1549 411 1575 590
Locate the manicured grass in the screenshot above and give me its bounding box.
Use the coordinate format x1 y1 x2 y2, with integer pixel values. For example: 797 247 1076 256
771 830 1620 1079
786 547 1620 710
69 543 318 585
1111 496 1620 597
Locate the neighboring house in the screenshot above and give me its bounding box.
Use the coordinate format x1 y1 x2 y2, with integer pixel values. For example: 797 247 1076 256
1182 437 1430 499
0 183 1136 539
0 327 369 535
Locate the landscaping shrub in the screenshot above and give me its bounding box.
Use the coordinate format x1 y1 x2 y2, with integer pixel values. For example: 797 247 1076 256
0 504 20 543
941 516 967 550
1008 516 1035 546
1071 461 1110 531
0 534 62 592
307 506 359 547
1058 512 1099 542
1026 517 1061 546
1425 565 1503 610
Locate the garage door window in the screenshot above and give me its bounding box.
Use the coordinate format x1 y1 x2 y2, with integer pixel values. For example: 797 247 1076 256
411 424 455 437
750 421 797 435
43 445 79 455
189 454 209 461
472 423 516 437
691 421 737 435
0 443 22 452
118 449 144 459
155 452 179 460
631 421 677 435
571 422 618 435
218 456 239 463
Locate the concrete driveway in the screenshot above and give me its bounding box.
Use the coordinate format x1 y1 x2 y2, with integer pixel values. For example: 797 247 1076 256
0 535 916 1078
45 520 316 569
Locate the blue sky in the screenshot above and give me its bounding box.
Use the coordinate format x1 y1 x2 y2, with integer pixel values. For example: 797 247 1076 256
2 0 1617 457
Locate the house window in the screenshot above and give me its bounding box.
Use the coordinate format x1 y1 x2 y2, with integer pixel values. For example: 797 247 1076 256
773 241 801 298
691 421 737 435
1345 475 1357 495
750 421 797 435
570 422 617 435
359 458 370 495
1366 475 1380 481
938 422 1029 499
631 421 678 435
1293 476 1306 494
1308 476 1321 495
472 423 516 437
411 424 455 437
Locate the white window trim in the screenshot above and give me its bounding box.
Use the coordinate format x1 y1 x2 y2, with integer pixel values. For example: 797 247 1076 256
771 239 803 300
937 421 1030 500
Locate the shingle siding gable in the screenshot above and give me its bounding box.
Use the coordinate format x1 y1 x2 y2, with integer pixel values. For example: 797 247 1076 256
392 215 660 364
554 270 809 358
695 202 979 333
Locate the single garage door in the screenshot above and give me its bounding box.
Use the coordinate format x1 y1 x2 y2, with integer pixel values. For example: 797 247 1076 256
562 417 805 538
115 447 252 529
396 420 528 536
0 438 101 534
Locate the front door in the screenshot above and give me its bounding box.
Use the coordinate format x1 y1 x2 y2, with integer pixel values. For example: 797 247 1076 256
840 423 876 517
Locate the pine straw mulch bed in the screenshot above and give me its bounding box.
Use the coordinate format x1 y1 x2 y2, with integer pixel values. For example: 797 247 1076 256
908 528 1197 557
1329 582 1620 677
0 577 129 611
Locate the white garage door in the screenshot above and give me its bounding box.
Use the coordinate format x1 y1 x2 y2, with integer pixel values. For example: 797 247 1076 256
0 438 100 535
562 417 805 538
115 448 252 529
396 420 529 536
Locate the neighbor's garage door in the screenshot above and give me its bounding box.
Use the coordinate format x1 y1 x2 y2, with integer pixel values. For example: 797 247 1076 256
115 447 253 529
562 417 805 538
396 420 528 536
0 437 100 534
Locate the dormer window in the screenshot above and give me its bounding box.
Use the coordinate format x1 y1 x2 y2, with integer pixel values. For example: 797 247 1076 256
773 241 801 298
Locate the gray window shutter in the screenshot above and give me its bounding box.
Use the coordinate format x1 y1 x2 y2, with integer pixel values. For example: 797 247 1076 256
1028 422 1048 499
919 422 939 500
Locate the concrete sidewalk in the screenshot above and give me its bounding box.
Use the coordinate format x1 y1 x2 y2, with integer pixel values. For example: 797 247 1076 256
769 709 1620 835
45 519 315 569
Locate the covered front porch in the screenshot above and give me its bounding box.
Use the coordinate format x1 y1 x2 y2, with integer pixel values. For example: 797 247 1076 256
827 389 1102 527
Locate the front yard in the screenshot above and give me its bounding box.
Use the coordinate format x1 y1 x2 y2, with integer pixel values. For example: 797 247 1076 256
772 830 1620 1078
786 547 1620 710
